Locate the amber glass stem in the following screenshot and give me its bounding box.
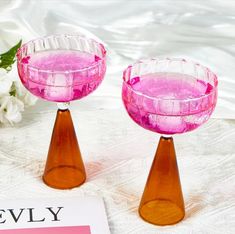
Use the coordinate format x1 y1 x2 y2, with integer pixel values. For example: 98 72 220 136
43 102 86 189
139 136 185 225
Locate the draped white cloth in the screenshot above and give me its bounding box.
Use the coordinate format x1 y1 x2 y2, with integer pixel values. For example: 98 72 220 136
0 0 235 233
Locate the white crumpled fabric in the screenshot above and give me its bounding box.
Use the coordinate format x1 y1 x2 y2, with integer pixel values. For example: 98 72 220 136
0 1 235 233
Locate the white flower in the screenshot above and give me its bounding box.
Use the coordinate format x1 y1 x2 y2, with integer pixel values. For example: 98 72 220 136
8 65 38 106
22 91 38 106
0 96 24 125
7 65 18 82
0 68 13 96
0 64 37 126
13 80 37 106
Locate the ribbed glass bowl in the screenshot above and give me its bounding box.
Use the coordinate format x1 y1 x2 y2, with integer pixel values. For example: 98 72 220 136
122 58 218 134
17 34 106 102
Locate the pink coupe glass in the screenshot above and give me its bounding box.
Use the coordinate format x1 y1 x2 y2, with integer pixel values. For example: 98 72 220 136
122 58 218 225
17 34 106 189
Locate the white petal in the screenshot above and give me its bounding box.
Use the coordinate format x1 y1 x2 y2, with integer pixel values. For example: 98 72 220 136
0 96 24 125
24 92 38 106
0 79 12 96
0 68 7 76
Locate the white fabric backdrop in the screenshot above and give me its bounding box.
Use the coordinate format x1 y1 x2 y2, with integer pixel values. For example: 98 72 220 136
0 0 235 233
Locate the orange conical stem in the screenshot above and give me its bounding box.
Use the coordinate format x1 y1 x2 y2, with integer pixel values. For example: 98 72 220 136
43 109 86 189
139 136 185 225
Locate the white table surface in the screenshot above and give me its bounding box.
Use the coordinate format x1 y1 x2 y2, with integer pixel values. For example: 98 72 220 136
0 1 235 233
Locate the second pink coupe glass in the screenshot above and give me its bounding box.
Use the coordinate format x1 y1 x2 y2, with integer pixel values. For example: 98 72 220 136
17 34 106 189
122 58 218 225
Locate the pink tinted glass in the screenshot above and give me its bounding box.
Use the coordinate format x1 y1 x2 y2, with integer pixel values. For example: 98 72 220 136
17 35 106 102
122 58 218 134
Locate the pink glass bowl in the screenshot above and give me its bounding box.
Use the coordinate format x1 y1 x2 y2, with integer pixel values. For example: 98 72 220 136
17 34 106 102
122 58 218 135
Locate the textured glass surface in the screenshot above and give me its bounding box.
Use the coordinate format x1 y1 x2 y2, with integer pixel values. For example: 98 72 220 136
1 0 235 118
0 1 235 234
122 58 217 134
17 35 106 102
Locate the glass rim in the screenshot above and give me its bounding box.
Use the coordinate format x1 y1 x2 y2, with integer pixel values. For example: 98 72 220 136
16 34 107 73
122 57 218 102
